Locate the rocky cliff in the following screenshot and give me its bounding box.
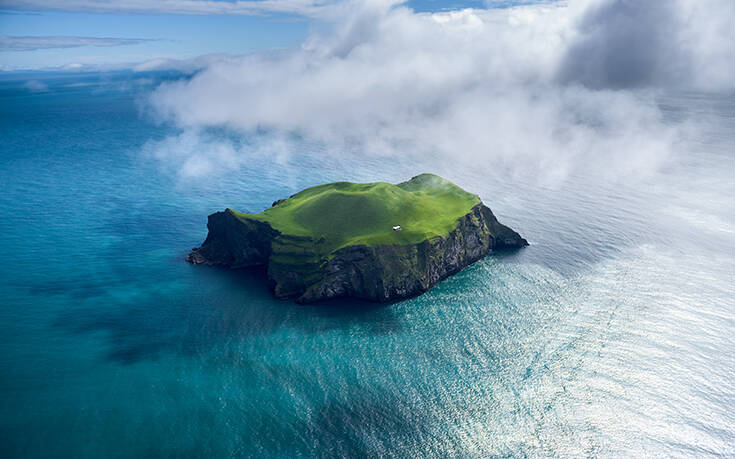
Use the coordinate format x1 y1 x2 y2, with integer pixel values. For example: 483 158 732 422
187 202 527 303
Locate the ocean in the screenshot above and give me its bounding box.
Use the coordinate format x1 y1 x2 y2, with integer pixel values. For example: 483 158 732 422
1 71 733 457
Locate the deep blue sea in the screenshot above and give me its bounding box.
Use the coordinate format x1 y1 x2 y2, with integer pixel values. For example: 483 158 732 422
1 72 734 457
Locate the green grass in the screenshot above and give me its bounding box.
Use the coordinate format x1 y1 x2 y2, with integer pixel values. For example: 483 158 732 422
232 173 480 255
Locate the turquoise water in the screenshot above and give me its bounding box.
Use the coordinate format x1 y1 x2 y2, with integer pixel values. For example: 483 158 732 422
1 73 734 457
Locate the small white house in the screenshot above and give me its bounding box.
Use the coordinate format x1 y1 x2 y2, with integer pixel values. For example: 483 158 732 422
392 225 402 231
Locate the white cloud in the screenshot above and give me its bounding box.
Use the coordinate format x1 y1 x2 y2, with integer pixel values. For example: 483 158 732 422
0 0 347 18
145 0 735 182
142 131 243 179
557 0 735 91
0 35 158 51
141 129 297 179
133 54 245 73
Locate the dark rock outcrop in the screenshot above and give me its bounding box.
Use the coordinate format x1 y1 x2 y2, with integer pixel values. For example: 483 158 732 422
187 204 527 303
186 209 279 268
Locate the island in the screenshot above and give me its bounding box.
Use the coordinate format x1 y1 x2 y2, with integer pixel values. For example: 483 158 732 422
187 174 528 303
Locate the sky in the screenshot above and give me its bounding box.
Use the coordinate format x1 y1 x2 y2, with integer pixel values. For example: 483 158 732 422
0 9 308 70
0 0 507 70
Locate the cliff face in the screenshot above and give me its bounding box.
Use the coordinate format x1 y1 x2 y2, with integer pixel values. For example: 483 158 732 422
187 209 279 268
188 204 527 303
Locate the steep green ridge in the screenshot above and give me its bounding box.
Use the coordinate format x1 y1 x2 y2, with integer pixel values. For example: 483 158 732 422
232 173 480 256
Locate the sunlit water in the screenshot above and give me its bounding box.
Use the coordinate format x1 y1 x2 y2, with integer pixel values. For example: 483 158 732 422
1 73 733 457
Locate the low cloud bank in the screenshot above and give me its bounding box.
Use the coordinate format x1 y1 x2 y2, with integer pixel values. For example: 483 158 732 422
146 0 735 181
0 36 157 52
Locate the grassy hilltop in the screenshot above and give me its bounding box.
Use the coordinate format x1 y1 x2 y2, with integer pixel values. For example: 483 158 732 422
232 173 481 256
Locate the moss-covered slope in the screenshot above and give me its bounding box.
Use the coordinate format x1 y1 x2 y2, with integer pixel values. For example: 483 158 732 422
187 174 528 303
